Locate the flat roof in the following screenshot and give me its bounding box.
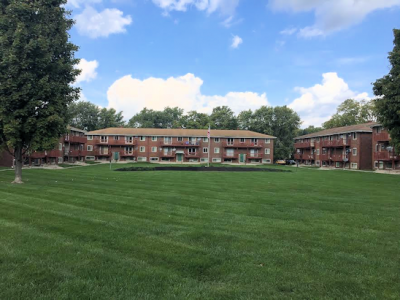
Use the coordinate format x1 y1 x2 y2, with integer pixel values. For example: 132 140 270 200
294 122 377 139
86 128 276 139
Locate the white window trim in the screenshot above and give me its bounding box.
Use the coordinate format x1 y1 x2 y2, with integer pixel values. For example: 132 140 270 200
140 146 146 152
152 136 158 141
87 145 93 151
203 137 208 142
151 147 157 153
265 139 271 144
87 135 93 140
140 136 146 141
214 147 220 154
214 138 220 143
265 148 271 155
352 148 357 156
203 147 208 153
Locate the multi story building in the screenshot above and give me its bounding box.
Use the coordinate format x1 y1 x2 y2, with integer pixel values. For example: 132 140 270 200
85 128 275 164
28 126 87 165
294 122 375 170
371 124 399 170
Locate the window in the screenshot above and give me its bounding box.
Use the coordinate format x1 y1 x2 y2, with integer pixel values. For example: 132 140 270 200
188 148 196 154
151 147 157 153
226 149 234 157
376 127 382 133
189 137 196 144
351 163 358 169
58 143 62 151
58 157 63 163
203 137 208 142
125 147 133 154
214 138 220 143
265 138 271 144
140 146 145 152
374 161 378 168
177 137 183 142
114 136 120 140
262 159 271 164
85 156 95 161
251 138 258 145
140 136 146 141
201 158 209 163
125 136 133 144
214 148 220 154
87 135 93 140
152 136 157 141
150 157 159 162
352 148 357 156
227 138 234 145
353 132 357 140
100 136 108 143
164 137 172 144
316 149 320 155
316 137 320 142
240 138 245 143
137 157 147 162
203 147 208 153
265 148 271 155
212 158 222 163
87 145 93 151
336 162 340 168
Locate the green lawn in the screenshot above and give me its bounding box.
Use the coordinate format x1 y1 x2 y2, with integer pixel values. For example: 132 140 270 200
0 164 399 299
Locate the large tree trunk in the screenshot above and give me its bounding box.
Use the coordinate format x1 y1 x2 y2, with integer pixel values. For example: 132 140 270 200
12 146 23 184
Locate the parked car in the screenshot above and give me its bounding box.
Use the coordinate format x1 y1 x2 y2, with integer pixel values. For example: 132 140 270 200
286 160 296 165
275 160 286 165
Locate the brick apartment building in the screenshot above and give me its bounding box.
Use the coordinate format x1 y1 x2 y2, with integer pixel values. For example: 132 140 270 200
371 124 399 170
0 126 87 167
294 122 375 170
85 128 276 164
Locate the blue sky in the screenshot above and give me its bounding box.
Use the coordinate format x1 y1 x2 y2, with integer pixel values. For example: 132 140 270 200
68 0 400 127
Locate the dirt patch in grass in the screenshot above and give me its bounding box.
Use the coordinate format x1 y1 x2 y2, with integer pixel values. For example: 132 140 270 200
115 166 291 172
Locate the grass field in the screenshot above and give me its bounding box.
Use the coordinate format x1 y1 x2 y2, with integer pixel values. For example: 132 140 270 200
0 164 399 299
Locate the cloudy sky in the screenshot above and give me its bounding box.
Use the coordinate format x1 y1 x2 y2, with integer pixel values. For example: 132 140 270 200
70 0 400 127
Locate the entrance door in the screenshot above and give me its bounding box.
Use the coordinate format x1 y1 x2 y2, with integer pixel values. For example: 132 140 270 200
176 153 183 163
113 151 120 161
239 153 246 164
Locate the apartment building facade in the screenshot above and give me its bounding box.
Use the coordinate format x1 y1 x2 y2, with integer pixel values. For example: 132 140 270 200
27 127 87 166
294 123 375 170
85 128 275 164
371 124 399 170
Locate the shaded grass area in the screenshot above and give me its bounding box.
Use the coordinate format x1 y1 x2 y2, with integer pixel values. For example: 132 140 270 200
58 164 83 168
0 164 399 299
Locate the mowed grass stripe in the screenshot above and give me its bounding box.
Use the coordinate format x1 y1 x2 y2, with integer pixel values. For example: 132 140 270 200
0 164 399 299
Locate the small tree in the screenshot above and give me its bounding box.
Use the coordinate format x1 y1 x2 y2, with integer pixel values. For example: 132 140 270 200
0 0 80 183
373 29 400 152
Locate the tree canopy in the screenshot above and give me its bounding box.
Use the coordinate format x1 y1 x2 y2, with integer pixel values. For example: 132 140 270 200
373 29 400 152
322 99 375 129
0 0 80 183
128 107 183 128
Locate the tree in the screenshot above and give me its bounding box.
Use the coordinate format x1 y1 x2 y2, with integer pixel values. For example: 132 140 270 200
98 108 125 129
68 101 100 131
210 106 238 130
179 111 210 129
0 0 80 183
271 106 301 160
373 29 400 152
323 99 375 129
297 125 324 136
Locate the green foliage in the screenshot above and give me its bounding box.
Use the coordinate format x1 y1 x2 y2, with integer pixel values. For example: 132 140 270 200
0 0 80 181
373 29 400 152
297 125 324 136
68 101 125 131
210 106 238 130
128 107 183 128
178 111 210 129
323 99 375 129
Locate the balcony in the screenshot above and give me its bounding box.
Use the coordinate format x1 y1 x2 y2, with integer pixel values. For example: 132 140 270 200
374 151 399 161
321 139 349 147
185 151 200 158
120 151 135 157
65 135 86 144
159 141 200 147
330 154 344 162
375 132 390 141
248 152 262 159
294 141 315 148
160 152 175 158
65 149 87 157
94 150 111 156
95 139 136 146
320 154 329 161
223 141 263 148
223 152 237 159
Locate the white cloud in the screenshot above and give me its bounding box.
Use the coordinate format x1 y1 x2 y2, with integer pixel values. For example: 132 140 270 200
231 35 243 48
107 73 269 120
75 59 99 84
270 0 400 37
288 72 370 127
152 0 240 15
280 27 297 35
75 6 132 38
221 16 243 28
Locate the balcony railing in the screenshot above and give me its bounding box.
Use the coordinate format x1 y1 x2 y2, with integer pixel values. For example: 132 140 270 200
375 132 390 141
160 152 175 158
159 141 200 147
294 141 315 148
321 139 349 147
65 135 86 144
374 151 399 161
330 154 344 162
185 152 200 158
223 141 263 148
65 149 87 156
320 154 329 161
